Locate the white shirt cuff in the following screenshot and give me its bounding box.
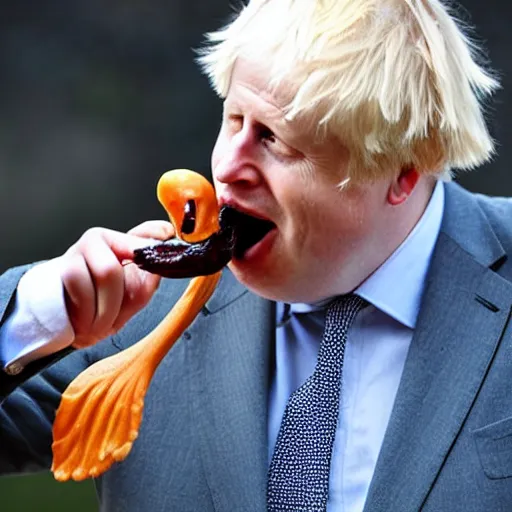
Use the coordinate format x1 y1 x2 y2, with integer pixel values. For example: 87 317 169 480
0 259 75 375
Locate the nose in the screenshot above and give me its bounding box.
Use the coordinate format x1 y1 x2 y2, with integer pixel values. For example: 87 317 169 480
212 126 263 187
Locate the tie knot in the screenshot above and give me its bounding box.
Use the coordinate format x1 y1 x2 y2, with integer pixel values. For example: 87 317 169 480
326 293 367 324
320 294 368 353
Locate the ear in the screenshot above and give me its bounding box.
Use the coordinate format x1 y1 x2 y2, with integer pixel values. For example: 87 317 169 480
387 166 420 206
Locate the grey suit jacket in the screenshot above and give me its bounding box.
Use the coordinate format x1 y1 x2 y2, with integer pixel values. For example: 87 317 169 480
2 181 512 512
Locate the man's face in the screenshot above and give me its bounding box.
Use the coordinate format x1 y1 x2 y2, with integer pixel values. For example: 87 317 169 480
211 60 394 303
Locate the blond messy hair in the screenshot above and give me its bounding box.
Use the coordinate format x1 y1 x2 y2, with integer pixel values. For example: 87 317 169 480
197 0 499 183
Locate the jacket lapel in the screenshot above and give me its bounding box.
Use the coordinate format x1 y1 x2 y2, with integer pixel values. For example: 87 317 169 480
364 183 512 511
187 270 273 512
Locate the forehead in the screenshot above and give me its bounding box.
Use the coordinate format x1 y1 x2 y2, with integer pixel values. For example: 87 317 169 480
225 58 297 113
224 58 327 147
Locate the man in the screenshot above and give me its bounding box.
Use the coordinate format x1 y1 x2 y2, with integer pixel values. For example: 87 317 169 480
0 0 510 510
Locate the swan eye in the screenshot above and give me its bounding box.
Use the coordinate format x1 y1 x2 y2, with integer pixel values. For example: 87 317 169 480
181 200 196 235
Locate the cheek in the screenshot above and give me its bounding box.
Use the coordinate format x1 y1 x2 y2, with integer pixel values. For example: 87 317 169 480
278 194 319 252
294 194 366 255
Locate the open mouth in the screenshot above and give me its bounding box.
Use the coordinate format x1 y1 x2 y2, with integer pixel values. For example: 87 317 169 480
133 204 275 278
220 205 276 259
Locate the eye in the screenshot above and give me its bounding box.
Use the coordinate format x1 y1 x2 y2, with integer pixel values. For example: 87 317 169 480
181 199 196 235
257 125 277 144
257 124 299 158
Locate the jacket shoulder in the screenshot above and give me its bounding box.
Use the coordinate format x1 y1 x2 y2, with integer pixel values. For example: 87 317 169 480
473 191 512 252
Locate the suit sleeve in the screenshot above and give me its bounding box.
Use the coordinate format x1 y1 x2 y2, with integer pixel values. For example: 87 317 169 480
0 264 74 400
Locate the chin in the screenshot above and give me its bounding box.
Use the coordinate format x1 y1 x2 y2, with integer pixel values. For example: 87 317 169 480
228 262 317 303
228 261 288 300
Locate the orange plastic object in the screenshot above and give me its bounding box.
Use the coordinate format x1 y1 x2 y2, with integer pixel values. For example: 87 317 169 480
51 169 222 481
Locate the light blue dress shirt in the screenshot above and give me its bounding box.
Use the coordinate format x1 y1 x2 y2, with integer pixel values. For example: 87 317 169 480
269 181 445 511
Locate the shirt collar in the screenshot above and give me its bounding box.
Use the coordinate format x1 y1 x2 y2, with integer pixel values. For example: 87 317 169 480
279 180 445 329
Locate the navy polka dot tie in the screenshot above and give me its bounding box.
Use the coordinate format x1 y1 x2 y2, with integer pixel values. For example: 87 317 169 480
267 294 368 512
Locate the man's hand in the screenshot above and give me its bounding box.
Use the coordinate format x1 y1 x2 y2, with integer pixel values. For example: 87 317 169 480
59 221 174 349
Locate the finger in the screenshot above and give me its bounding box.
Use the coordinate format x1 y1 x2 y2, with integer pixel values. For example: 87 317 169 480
79 233 126 339
60 253 97 337
128 220 174 240
112 221 173 331
111 265 161 333
73 334 99 350
80 227 157 263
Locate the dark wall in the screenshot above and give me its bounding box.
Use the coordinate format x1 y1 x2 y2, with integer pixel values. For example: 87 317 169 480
0 1 511 275
0 1 510 510
452 0 512 195
0 0 230 274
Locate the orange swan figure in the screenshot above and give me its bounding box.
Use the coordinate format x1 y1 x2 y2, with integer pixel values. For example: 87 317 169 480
51 169 223 481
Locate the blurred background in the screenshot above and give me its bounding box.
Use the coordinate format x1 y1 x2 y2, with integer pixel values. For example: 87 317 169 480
0 0 510 510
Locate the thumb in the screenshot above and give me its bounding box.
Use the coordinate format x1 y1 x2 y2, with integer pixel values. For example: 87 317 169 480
128 220 174 241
